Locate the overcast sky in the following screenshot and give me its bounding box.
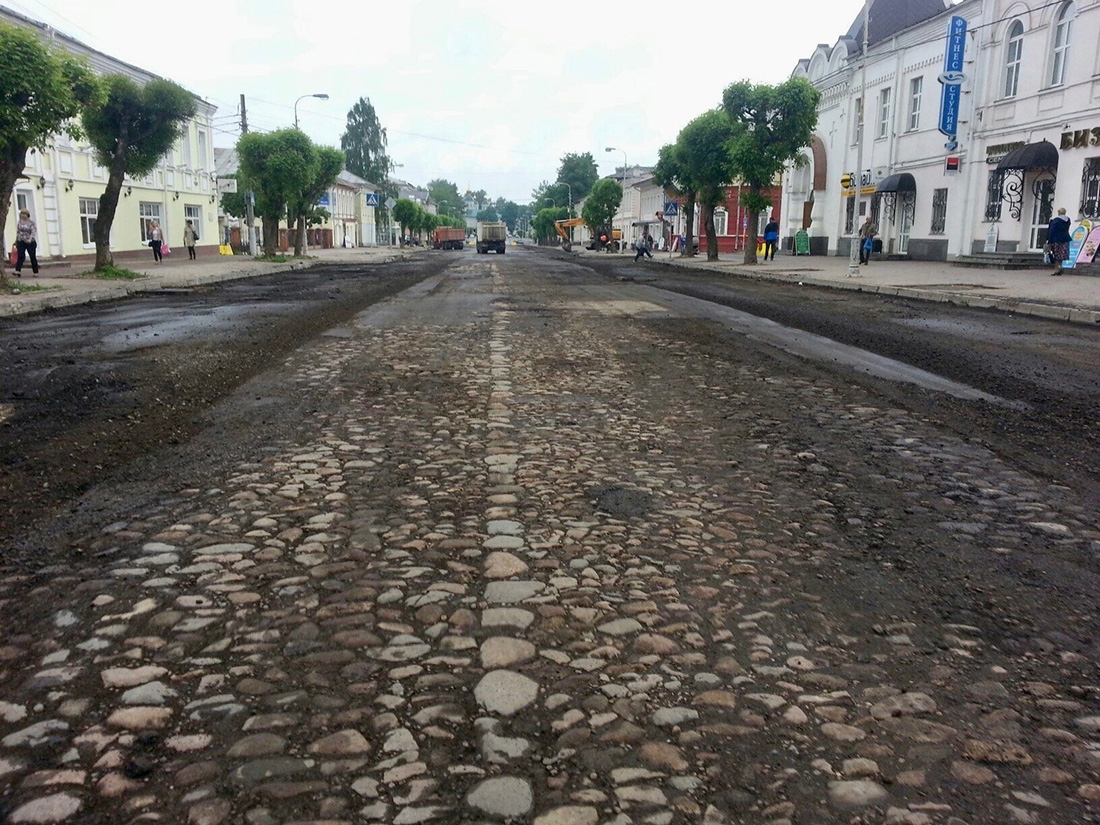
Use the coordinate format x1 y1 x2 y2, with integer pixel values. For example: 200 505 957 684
10 0 871 203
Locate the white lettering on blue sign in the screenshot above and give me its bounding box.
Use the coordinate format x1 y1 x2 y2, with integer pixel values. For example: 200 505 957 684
938 15 967 150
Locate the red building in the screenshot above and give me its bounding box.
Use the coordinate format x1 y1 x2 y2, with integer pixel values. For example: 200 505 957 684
695 183 783 254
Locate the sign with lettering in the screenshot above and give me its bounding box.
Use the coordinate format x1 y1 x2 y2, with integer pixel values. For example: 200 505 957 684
938 15 967 151
986 141 1026 164
1060 127 1100 150
1065 221 1091 269
795 230 810 255
945 156 960 174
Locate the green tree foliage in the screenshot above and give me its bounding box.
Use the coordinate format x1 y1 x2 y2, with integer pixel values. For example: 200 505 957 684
531 206 568 244
0 22 99 267
556 152 599 201
290 145 344 256
722 77 820 263
427 179 465 220
476 207 499 222
391 198 419 242
581 178 623 239
83 75 196 269
471 189 488 209
677 110 735 261
653 142 696 258
237 129 316 256
499 201 520 232
340 96 389 186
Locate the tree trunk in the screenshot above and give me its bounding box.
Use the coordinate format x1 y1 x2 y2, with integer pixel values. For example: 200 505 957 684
0 147 28 274
94 166 126 271
703 201 719 261
681 192 697 258
294 213 305 256
742 185 762 265
261 215 279 257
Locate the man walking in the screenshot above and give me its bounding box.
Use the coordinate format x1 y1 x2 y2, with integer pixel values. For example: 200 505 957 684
858 216 878 265
634 232 653 261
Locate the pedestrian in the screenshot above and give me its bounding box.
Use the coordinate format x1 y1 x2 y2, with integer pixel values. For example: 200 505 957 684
13 209 39 277
1047 207 1072 276
148 220 164 263
858 216 878 265
763 218 779 261
634 233 653 261
183 220 198 260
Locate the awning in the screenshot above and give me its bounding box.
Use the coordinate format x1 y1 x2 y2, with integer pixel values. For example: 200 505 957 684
997 140 1059 170
876 172 916 193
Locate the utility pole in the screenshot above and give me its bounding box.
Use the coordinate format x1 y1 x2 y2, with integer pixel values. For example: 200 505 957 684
848 1 870 277
240 94 258 256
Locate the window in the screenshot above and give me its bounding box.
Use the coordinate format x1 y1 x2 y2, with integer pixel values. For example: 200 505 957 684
1082 158 1100 219
184 205 202 240
852 97 863 145
180 128 193 167
845 196 856 234
877 88 891 139
58 151 73 175
79 198 98 245
138 202 161 242
1004 21 1023 97
870 195 881 227
931 188 948 234
90 159 105 180
1050 3 1074 87
907 77 923 131
985 171 1004 222
714 208 728 236
197 129 208 170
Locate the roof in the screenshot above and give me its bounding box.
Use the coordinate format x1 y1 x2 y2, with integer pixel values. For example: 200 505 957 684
336 169 380 190
877 172 916 193
845 0 948 48
997 140 1060 171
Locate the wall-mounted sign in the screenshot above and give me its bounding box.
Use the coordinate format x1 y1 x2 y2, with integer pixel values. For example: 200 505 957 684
986 141 1026 164
1060 128 1100 150
938 15 967 151
945 156 960 174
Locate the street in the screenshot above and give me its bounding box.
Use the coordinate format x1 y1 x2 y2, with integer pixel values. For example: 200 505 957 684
1 248 1099 825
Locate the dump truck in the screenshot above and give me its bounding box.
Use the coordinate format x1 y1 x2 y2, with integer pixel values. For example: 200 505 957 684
476 221 507 254
432 226 465 250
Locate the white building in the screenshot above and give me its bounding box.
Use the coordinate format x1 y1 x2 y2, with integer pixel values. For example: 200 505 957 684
781 0 1100 263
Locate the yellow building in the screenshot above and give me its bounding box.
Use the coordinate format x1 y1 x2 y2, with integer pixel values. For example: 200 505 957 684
2 7 219 266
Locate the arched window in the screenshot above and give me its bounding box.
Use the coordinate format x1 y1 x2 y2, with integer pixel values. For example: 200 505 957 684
1003 20 1023 98
1050 2 1074 87
714 208 728 236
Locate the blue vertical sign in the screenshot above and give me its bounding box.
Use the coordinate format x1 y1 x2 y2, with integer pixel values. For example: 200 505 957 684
938 15 967 151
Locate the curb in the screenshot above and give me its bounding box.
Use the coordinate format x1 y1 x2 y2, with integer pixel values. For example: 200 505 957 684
0 251 416 318
645 257 1100 326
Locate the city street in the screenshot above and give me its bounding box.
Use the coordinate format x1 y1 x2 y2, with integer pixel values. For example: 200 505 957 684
1 248 1099 825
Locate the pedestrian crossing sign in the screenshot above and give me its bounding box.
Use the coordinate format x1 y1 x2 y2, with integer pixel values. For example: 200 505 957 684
365 193 380 206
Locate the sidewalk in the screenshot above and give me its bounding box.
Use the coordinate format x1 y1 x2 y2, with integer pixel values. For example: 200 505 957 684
581 247 1100 325
0 245 423 318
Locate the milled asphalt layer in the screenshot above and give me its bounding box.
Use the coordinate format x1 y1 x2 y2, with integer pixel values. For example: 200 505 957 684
3 243 1098 325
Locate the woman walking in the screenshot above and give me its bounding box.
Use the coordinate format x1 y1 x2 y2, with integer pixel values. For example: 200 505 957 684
183 220 198 260
149 220 164 264
1047 208 1071 276
14 209 40 277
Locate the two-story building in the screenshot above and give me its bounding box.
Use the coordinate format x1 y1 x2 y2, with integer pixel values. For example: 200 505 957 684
2 7 219 265
780 0 1100 264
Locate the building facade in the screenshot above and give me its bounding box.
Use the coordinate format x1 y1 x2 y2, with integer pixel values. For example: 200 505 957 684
2 7 219 265
780 0 1100 263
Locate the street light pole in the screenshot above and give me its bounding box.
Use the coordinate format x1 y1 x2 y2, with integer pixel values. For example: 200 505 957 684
294 93 330 130
848 2 870 278
606 146 627 251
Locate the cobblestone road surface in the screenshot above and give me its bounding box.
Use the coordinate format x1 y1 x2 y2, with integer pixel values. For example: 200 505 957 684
1 252 1098 824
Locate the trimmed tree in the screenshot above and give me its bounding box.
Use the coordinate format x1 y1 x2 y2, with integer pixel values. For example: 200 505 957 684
0 23 99 271
532 206 567 245
581 178 623 247
653 142 696 258
391 197 418 243
290 145 344 256
83 76 196 270
722 78 821 264
427 179 464 220
237 129 315 256
677 110 735 262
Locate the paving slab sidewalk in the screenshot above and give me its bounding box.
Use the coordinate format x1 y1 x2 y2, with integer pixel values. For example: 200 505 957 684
0 245 425 318
579 247 1100 325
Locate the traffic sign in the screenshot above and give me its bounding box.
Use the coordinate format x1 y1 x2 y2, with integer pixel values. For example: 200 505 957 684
365 192 380 207
663 201 679 217
384 197 397 210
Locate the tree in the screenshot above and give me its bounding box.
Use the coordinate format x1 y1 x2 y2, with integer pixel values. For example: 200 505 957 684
290 145 343 256
83 76 196 270
237 129 315 256
427 179 464 220
471 189 488 210
556 152 599 201
391 198 418 243
476 207 499 222
653 142 696 258
677 110 735 261
722 77 820 263
532 206 567 244
340 97 390 185
581 178 622 240
0 22 99 271
499 201 520 232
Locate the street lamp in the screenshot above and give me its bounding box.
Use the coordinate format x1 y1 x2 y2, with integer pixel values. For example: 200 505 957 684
294 93 329 130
